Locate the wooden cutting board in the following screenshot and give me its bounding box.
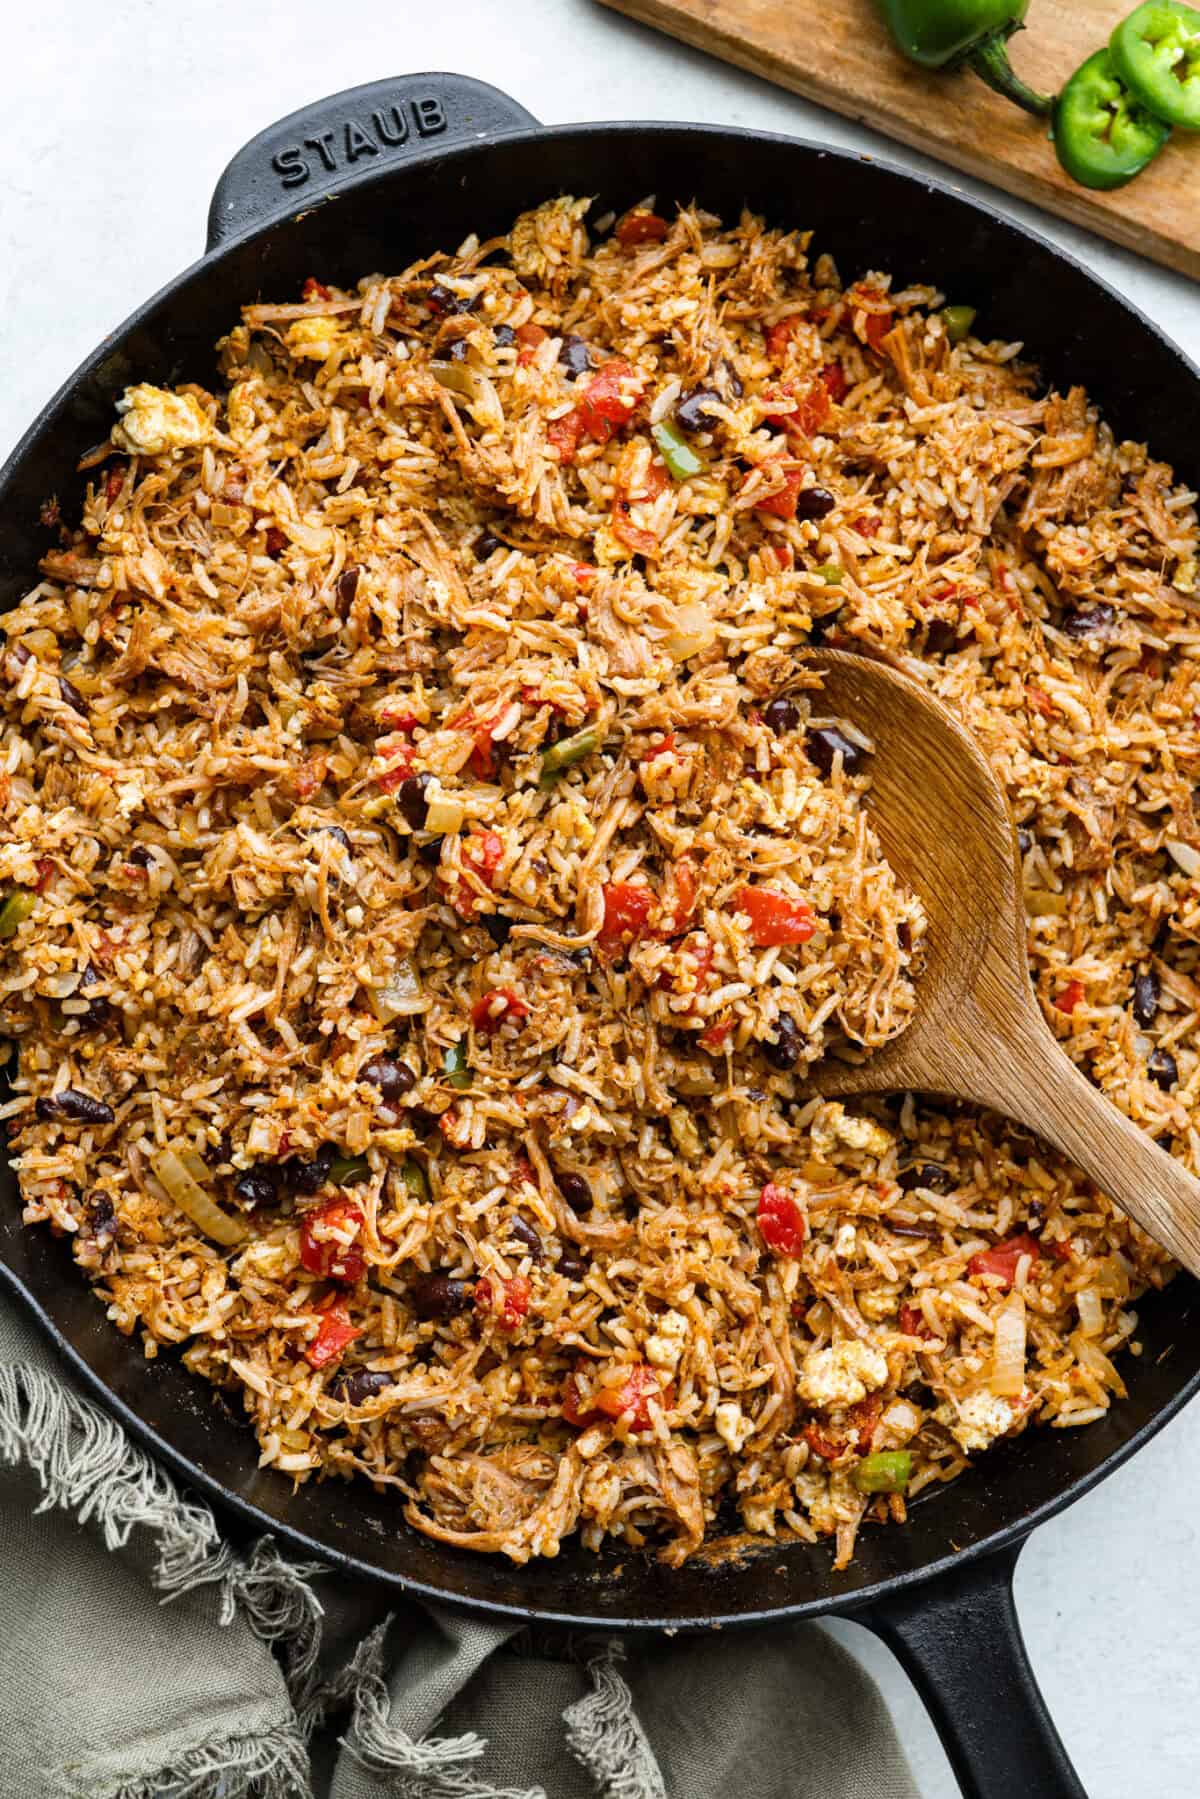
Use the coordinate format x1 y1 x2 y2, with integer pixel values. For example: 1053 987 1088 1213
595 0 1200 279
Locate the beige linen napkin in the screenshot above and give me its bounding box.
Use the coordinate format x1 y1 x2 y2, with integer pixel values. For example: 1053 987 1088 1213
0 1299 920 1799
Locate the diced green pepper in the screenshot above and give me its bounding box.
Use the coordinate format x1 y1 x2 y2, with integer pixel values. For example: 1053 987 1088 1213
0 892 36 940
942 305 977 344
443 1041 472 1089
651 420 706 480
400 1157 430 1202
852 1450 912 1494
538 726 601 789
816 564 844 586
329 1153 371 1186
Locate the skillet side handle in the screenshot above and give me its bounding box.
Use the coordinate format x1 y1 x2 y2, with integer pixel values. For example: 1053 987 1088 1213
206 74 540 251
860 1544 1088 1799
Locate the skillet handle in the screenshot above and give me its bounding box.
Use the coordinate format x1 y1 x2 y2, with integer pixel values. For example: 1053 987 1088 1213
206 73 540 251
860 1543 1088 1798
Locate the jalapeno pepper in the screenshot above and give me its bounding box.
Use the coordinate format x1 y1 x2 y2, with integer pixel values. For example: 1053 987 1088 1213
1111 1 1200 130
1053 49 1171 189
874 0 1054 116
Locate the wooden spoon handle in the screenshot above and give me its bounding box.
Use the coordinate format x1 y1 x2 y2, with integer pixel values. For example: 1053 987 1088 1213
968 1016 1200 1278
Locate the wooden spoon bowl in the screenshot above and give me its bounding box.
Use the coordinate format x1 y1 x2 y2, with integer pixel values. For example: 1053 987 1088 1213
804 648 1200 1278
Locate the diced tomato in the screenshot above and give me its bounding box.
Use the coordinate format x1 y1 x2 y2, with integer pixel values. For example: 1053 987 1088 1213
571 561 596 589
562 1370 603 1428
771 544 794 570
968 1232 1041 1290
758 1182 806 1256
380 704 418 733
547 410 584 462
516 321 549 365
611 505 659 557
597 881 655 957
821 362 848 403
615 208 669 247
752 465 805 520
34 858 55 893
451 828 504 917
735 885 816 947
305 1300 361 1368
594 1364 671 1430
668 858 698 933
265 526 287 558
376 746 415 792
670 933 713 990
700 1018 733 1051
294 754 327 801
105 465 126 503
300 1198 365 1284
302 277 332 302
900 1303 933 1340
803 1423 845 1462
1055 979 1085 1014
578 359 644 441
765 314 804 360
642 731 677 762
846 1393 882 1454
470 987 530 1034
1027 685 1055 720
468 714 504 781
475 1273 531 1330
853 287 895 352
1048 1237 1074 1262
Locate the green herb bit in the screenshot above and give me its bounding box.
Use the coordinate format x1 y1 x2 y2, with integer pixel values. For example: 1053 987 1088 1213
400 1157 430 1202
651 420 706 480
538 726 602 789
0 891 37 940
852 1450 913 1495
942 305 977 344
329 1153 371 1186
443 1041 472 1089
816 564 845 586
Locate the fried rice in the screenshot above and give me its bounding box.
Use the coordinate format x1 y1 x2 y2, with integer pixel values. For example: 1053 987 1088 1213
0 195 1196 1570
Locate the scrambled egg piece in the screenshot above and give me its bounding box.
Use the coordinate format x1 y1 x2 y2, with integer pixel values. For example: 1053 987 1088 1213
797 1340 889 1410
714 1401 754 1454
811 1102 892 1163
284 317 344 361
645 1309 688 1372
112 384 212 456
938 1391 1015 1453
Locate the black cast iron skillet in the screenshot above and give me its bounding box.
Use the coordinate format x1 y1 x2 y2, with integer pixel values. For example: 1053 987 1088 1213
2 71 1198 1799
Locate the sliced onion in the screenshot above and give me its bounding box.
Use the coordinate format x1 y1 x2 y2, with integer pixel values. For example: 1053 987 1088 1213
152 1146 246 1247
1075 1287 1104 1338
1072 1331 1127 1396
990 1292 1026 1398
370 960 428 1023
431 361 503 430
663 600 716 662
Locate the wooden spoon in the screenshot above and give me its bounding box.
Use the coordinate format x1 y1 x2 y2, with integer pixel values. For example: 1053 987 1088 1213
803 647 1200 1278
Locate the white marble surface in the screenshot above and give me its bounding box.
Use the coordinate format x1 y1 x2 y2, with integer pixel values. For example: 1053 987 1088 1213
3 5 1198 1794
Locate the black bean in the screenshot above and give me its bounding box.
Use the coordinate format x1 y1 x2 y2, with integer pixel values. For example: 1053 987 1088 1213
492 324 515 348
360 1056 416 1104
312 824 351 850
407 1105 439 1138
58 674 87 715
287 1144 335 1196
555 1169 594 1215
336 567 359 609
235 1165 280 1208
761 1013 802 1071
897 921 912 952
396 773 432 831
806 726 867 776
676 387 722 431
1063 603 1116 641
924 617 958 656
84 1192 116 1240
410 1273 475 1318
763 696 799 737
447 338 470 362
481 913 512 947
333 1367 394 1404
1133 968 1161 1029
794 486 836 521
1017 828 1033 854
205 1130 234 1169
807 608 842 647
507 1216 544 1262
72 963 111 1031
474 528 504 561
898 1162 951 1194
416 835 445 866
1148 1047 1178 1089
126 845 153 868
427 282 476 317
557 1249 587 1280
721 361 744 399
559 335 592 379
35 1088 114 1125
